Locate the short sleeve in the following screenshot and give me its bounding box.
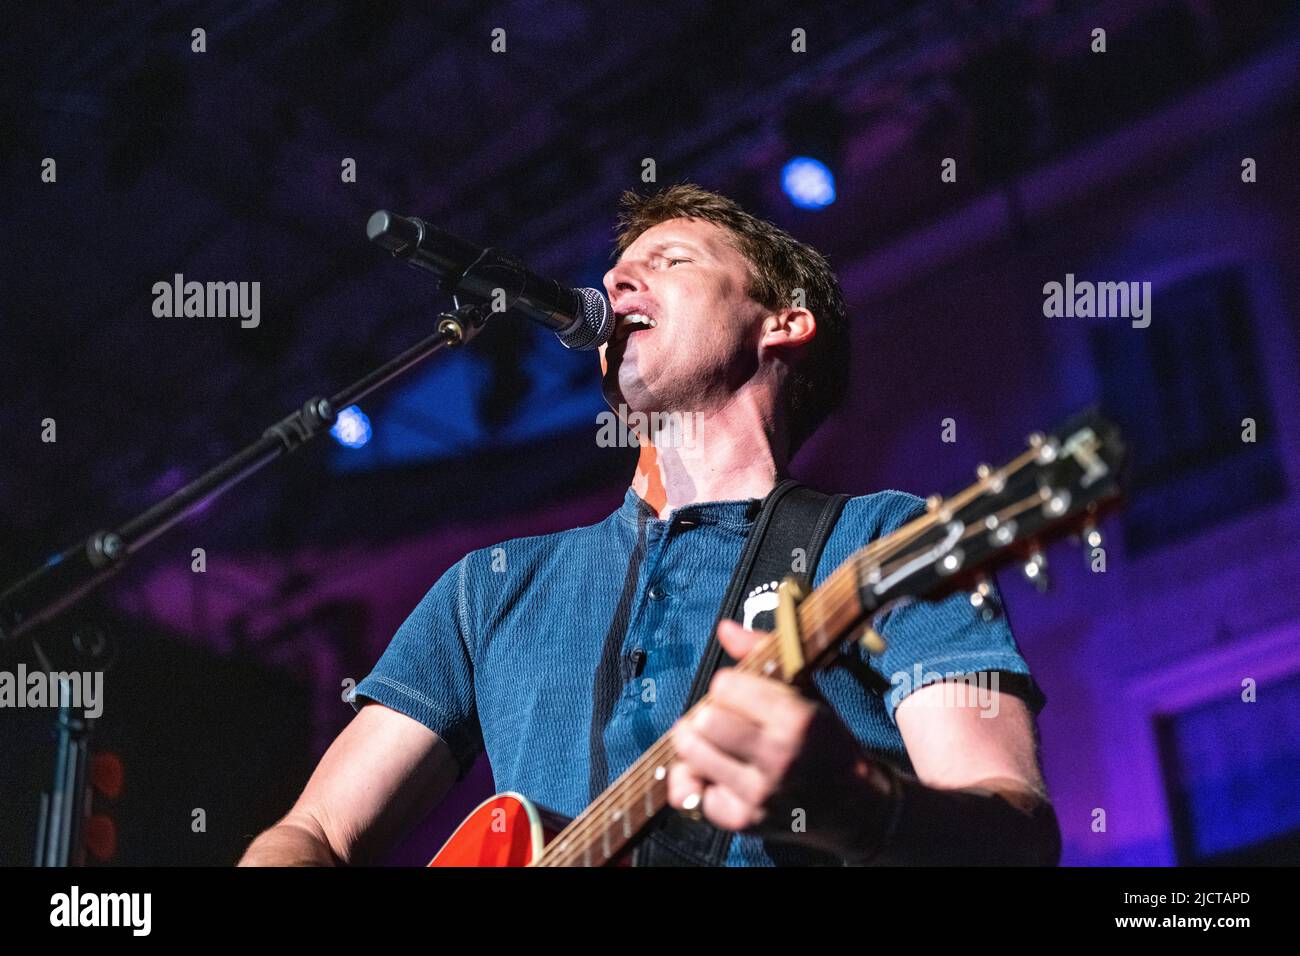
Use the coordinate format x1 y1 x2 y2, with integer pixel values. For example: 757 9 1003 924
866 502 1047 725
349 556 484 780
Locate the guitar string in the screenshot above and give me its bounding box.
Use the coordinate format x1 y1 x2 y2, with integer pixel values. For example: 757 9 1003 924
533 570 871 866
535 449 1052 865
532 579 892 865
535 465 1052 867
535 471 1056 867
531 486 973 869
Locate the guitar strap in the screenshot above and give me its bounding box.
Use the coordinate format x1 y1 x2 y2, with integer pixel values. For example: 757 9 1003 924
631 478 850 867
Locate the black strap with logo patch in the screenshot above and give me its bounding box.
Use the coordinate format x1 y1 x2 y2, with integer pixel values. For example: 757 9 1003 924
631 478 849 866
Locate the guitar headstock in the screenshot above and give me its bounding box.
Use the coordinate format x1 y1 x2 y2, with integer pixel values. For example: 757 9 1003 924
858 409 1127 612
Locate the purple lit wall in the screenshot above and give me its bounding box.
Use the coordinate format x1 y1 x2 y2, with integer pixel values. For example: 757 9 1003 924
112 75 1300 863
5 1 1300 867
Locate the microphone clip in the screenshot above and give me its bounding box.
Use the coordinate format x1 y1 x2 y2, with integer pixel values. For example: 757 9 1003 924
438 299 492 347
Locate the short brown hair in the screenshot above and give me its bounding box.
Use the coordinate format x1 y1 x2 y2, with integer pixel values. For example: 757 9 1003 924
614 184 849 455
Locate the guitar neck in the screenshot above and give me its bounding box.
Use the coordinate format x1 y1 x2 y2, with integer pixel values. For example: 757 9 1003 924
531 557 868 867
531 413 1124 866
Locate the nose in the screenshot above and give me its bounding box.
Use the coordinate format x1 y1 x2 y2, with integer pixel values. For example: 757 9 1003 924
603 258 647 303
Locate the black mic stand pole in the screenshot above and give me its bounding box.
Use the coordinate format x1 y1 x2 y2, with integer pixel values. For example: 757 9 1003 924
1 297 492 864
0 299 490 650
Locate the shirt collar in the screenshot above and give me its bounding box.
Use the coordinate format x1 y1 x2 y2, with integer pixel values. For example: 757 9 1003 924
616 486 761 530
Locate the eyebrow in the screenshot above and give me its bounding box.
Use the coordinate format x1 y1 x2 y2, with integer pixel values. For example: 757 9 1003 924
621 238 707 262
653 238 706 254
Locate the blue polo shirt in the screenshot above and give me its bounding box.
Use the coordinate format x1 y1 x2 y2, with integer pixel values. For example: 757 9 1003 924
352 486 1045 866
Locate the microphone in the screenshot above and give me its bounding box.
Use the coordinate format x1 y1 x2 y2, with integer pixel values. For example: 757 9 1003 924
366 210 614 350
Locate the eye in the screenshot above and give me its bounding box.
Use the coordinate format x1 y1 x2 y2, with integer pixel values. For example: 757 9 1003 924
667 257 691 266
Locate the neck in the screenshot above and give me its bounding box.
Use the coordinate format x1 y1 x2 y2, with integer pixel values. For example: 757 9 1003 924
628 388 787 518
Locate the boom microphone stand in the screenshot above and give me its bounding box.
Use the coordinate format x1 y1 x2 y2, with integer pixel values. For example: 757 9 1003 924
2 228 508 864
0 298 489 650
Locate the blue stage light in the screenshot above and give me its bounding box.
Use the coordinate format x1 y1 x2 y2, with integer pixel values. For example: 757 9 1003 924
331 405 372 448
781 156 836 209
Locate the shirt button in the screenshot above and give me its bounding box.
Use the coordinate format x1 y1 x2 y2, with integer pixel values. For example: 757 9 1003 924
648 585 665 600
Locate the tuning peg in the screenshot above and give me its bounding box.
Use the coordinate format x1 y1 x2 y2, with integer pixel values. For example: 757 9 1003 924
1082 523 1103 550
969 576 1000 620
1027 431 1060 463
1022 550 1050 593
925 494 942 513
975 462 991 479
1045 489 1072 518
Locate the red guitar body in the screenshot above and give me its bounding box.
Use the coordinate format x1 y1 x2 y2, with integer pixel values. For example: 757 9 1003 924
427 791 633 866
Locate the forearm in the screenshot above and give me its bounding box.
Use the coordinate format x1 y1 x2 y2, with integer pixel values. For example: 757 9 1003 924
839 758 1062 866
238 819 341 867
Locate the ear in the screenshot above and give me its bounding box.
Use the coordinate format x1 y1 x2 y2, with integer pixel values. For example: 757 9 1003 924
758 307 816 357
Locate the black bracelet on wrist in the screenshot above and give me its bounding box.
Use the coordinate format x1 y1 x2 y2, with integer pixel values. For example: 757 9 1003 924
843 758 907 865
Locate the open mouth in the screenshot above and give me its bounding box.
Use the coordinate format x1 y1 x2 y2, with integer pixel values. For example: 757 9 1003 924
614 311 658 340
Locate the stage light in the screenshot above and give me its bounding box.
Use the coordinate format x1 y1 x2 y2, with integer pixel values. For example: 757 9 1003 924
781 157 836 209
84 814 118 863
91 751 125 800
331 405 372 448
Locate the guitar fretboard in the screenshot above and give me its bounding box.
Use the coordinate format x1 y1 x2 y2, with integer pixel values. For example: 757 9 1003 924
531 445 1049 866
531 559 865 866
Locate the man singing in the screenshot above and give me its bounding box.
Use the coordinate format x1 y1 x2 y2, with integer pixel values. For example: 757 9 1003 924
239 184 1060 866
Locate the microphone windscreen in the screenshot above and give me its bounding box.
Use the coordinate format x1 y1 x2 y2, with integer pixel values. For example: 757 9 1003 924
557 287 614 351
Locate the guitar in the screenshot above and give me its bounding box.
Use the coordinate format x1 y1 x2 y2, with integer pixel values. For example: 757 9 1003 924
428 409 1126 866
